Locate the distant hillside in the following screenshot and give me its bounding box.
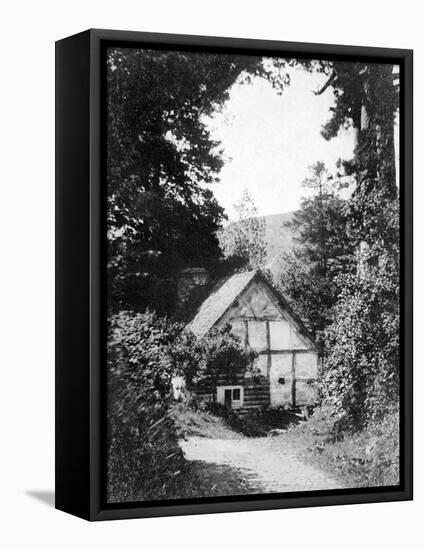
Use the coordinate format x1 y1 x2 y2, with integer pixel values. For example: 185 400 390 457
220 211 298 282
260 212 298 280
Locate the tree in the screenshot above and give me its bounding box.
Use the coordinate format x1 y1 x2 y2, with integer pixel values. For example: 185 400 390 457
316 62 399 247
314 62 400 424
218 189 267 270
278 163 354 338
107 49 290 314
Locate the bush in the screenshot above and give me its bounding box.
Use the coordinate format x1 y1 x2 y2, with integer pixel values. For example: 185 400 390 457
107 310 186 502
321 260 399 427
192 324 258 397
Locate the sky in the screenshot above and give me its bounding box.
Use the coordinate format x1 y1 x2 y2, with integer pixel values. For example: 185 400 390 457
203 64 357 221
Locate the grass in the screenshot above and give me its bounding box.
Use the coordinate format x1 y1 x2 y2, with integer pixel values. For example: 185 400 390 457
110 458 258 503
205 402 302 437
173 400 303 438
284 408 400 488
171 402 244 439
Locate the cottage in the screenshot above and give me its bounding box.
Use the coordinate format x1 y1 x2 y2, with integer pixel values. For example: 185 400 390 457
187 270 318 411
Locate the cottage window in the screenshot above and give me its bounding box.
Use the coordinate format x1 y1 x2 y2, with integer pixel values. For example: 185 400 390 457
216 386 244 409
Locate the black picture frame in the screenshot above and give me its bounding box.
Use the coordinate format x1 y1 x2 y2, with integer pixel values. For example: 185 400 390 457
55 28 413 521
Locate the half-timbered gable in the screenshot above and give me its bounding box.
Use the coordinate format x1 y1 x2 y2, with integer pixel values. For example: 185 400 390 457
188 270 318 411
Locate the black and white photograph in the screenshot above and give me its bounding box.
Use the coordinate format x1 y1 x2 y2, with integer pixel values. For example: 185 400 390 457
105 45 402 505
1 0 420 543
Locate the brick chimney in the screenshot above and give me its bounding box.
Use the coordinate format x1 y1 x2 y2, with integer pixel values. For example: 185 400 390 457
177 268 209 307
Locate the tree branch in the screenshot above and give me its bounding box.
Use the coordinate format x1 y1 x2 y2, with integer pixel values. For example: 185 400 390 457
313 71 337 96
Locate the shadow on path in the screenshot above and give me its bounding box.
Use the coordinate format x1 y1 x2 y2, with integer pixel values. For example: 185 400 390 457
187 459 262 498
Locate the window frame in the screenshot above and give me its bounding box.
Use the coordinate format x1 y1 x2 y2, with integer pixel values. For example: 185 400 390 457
216 385 244 409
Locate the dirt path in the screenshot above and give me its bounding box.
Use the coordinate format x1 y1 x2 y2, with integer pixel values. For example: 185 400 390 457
180 434 342 494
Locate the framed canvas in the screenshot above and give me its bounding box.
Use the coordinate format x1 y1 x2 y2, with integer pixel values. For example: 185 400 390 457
55 29 413 521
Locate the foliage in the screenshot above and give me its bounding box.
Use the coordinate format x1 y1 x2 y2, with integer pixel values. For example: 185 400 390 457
292 162 353 273
316 62 398 245
321 257 400 425
163 323 258 396
218 189 267 270
171 401 244 440
317 63 400 425
286 407 399 488
107 49 290 314
278 162 354 338
273 61 400 428
280 61 400 427
107 310 185 502
190 324 258 397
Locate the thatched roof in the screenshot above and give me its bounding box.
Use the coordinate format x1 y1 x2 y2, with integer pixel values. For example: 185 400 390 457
187 269 317 350
187 271 256 338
